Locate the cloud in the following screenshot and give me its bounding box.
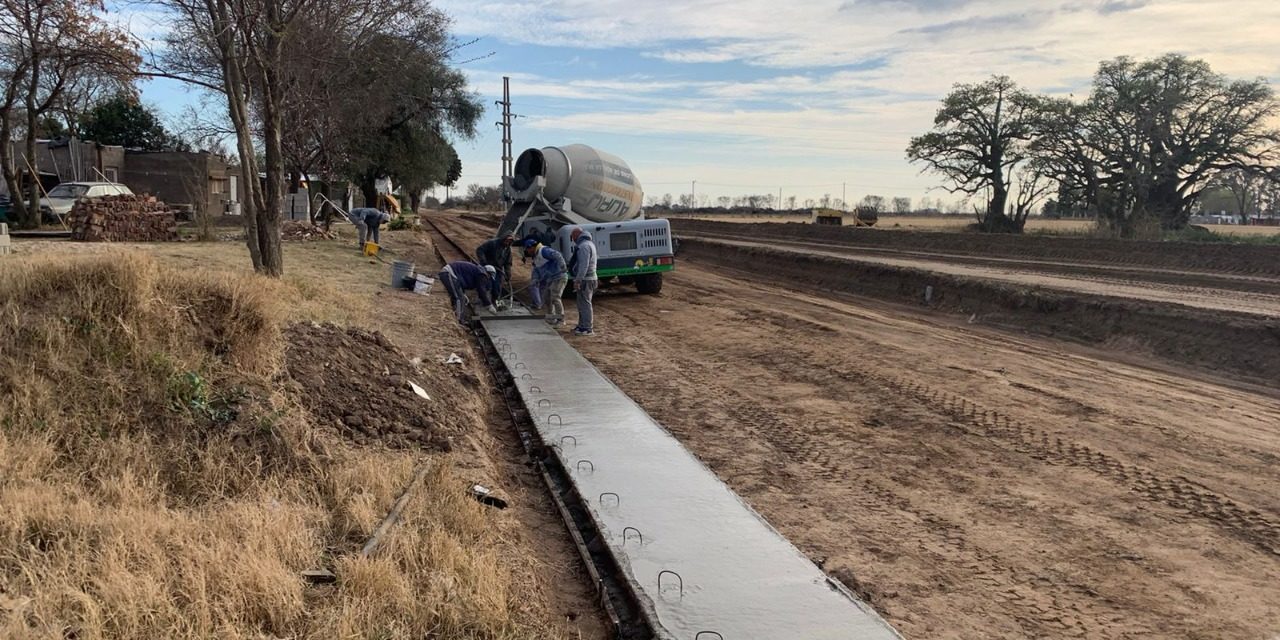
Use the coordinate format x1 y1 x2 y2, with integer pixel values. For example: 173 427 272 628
840 0 976 12
409 0 1280 201
1098 0 1151 14
903 10 1051 35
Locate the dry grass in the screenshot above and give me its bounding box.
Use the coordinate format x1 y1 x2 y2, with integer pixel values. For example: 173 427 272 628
0 251 555 639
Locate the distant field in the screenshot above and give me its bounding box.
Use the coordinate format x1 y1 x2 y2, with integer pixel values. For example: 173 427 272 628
681 213 1280 237
1202 224 1280 236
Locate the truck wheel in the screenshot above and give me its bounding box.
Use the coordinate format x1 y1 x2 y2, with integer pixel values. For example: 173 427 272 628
635 273 663 295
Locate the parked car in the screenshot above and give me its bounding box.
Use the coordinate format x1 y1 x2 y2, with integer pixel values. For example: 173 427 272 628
39 181 134 224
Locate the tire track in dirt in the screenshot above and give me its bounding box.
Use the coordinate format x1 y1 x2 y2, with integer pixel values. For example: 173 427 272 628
592 310 1170 639
729 306 1280 558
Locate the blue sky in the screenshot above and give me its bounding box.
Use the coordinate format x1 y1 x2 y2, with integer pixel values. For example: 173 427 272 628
135 0 1280 208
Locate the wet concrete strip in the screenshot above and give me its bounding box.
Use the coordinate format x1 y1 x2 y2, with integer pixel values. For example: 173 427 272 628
482 317 902 640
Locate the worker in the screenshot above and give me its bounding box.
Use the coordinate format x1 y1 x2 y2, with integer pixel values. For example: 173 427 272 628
348 207 391 248
569 227 598 336
475 233 515 301
436 261 497 325
524 239 568 326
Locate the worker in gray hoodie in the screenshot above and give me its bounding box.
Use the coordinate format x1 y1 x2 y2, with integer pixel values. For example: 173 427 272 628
348 207 391 248
569 227 598 336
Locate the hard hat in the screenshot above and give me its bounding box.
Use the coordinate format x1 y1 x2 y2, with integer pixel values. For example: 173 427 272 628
483 265 497 276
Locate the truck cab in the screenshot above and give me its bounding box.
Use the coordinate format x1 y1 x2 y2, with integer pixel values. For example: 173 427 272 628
519 212 674 294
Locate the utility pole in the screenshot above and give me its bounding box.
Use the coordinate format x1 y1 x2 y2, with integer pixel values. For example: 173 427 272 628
842 182 847 211
778 187 782 210
691 180 696 208
496 77 513 199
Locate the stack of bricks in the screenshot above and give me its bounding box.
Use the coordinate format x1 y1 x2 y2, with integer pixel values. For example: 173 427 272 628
69 195 179 242
0 222 10 255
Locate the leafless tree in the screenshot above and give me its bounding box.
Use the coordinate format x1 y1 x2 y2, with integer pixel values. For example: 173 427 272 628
1214 167 1272 222
860 195 886 212
1032 55 1280 235
907 75 1038 233
0 0 137 227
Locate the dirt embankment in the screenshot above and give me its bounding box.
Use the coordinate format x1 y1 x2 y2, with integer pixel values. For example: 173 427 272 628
673 218 1280 277
679 237 1280 384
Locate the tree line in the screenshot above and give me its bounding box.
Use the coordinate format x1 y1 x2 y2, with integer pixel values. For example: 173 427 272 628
908 54 1280 235
1 0 478 276
639 193 936 213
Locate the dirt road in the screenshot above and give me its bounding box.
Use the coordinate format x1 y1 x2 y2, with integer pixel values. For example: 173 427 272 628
444 215 1280 638
575 268 1280 639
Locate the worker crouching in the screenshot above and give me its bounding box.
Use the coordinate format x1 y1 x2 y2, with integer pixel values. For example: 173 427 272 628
437 261 497 325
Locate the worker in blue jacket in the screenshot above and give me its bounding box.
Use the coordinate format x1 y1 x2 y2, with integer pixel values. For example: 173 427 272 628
523 239 568 325
436 261 497 325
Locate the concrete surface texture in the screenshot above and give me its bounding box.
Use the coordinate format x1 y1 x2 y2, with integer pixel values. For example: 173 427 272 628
485 316 902 640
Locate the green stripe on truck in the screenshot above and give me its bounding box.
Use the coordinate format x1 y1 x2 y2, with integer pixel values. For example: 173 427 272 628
597 264 675 278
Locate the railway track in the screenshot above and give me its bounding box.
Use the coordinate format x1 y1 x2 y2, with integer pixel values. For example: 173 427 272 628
421 214 474 263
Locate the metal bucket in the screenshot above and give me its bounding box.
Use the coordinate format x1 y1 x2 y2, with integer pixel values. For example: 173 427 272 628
390 260 414 289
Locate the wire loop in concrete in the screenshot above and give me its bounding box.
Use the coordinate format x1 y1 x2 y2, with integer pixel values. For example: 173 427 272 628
658 570 683 597
623 526 643 545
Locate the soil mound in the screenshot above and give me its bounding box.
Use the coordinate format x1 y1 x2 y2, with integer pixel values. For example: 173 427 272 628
284 323 456 450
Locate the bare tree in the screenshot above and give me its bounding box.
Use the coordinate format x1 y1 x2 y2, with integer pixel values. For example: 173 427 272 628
1032 55 1280 235
891 196 911 214
0 0 137 227
1214 167 1271 222
907 75 1038 233
1011 168 1052 226
860 194 885 213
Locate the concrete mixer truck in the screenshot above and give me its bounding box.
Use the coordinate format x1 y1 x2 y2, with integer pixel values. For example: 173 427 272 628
497 144 674 295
